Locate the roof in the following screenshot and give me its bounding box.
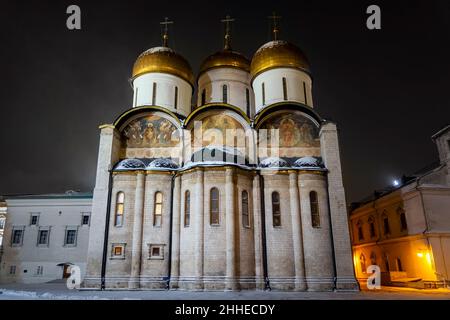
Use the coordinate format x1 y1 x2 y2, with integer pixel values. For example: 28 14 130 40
3 191 93 200
431 124 450 140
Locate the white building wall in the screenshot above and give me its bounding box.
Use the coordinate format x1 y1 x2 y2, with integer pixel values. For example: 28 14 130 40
252 68 313 114
132 72 192 117
0 197 92 284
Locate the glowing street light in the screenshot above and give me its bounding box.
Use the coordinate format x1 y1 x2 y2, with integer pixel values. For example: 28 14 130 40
393 179 400 187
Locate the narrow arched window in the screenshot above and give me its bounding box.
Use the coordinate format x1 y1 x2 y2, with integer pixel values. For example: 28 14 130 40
201 89 206 105
398 208 407 231
302 81 308 105
368 216 376 238
245 88 250 116
242 190 250 228
370 252 377 265
174 86 178 109
272 192 281 227
184 190 190 227
222 84 228 103
360 254 366 273
382 214 390 235
357 220 364 241
153 192 163 227
396 257 403 271
152 82 157 105
262 82 266 105
282 77 287 100
310 191 320 227
210 187 220 225
114 192 124 227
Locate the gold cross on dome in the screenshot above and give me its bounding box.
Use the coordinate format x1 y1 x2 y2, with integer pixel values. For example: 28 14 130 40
221 15 235 50
268 12 281 40
160 17 174 47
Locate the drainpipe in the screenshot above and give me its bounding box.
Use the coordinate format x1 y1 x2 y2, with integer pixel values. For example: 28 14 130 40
101 169 114 290
258 173 271 291
324 176 338 290
166 172 176 289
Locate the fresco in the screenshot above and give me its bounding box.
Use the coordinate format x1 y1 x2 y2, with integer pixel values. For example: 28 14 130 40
260 112 320 148
122 115 180 148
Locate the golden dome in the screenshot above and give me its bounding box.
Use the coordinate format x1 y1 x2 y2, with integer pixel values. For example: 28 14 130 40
199 49 250 76
250 40 310 79
132 46 195 86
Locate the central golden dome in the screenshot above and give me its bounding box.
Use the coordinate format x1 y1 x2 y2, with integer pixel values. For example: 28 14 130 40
250 40 310 79
132 46 195 86
199 49 250 76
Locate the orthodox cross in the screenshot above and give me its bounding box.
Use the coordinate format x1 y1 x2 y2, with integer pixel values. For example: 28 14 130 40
160 17 174 47
221 15 235 50
268 12 281 41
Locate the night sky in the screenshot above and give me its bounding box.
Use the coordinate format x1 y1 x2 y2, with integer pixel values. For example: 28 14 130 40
0 0 449 203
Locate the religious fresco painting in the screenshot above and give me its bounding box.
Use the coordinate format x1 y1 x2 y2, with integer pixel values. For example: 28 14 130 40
122 115 180 148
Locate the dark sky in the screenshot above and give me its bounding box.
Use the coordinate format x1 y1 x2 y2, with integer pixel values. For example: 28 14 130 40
0 0 449 203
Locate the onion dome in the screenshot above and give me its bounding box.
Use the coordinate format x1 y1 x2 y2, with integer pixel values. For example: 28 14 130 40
259 157 290 168
199 49 250 76
250 40 310 79
293 156 323 168
148 158 179 169
132 46 195 86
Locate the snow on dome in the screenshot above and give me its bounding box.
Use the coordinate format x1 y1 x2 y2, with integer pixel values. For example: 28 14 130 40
141 46 175 54
115 159 146 170
147 158 179 169
259 157 289 168
293 156 323 168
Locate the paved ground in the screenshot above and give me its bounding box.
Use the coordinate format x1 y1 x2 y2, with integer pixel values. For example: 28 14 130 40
0 283 449 300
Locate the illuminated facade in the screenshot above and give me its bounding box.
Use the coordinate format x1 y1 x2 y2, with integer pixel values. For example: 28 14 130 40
350 125 450 288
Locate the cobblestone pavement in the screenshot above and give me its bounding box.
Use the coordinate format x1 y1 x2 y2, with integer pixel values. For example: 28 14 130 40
0 283 449 300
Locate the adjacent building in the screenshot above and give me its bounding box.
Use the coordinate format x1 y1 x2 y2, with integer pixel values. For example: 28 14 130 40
349 125 450 288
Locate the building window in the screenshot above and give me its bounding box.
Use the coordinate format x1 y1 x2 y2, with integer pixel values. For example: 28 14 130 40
370 252 377 265
246 88 250 116
384 253 390 271
222 84 228 103
148 244 164 260
262 82 266 105
242 190 250 228
152 82 157 105
383 214 390 235
30 213 40 226
368 216 376 238
111 243 125 259
36 266 43 276
210 187 220 225
272 192 281 227
81 213 90 226
310 191 320 228
201 89 206 105
37 229 50 246
154 192 163 227
64 228 78 246
184 190 190 227
357 220 364 241
9 265 16 275
115 192 124 227
398 208 407 231
0 218 5 229
303 81 308 105
360 254 366 273
11 227 24 246
174 86 178 109
134 87 138 107
396 257 403 272
282 77 287 100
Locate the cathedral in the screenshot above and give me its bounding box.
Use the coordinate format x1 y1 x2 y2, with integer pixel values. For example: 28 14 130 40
83 17 358 291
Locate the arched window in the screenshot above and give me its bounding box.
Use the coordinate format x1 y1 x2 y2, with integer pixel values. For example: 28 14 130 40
114 192 124 227
398 208 407 231
153 192 163 227
282 77 287 100
396 257 403 271
310 191 320 227
370 252 377 265
201 89 206 105
245 88 250 116
174 86 178 109
368 216 376 238
210 187 220 225
383 253 390 271
152 82 157 105
262 82 266 105
184 190 190 227
357 220 364 241
222 84 228 103
302 81 308 105
360 254 366 273
242 190 250 228
272 192 281 227
382 213 390 235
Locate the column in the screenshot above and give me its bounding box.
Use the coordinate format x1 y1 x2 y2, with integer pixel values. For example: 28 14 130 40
170 175 181 289
225 167 238 290
289 171 307 291
194 169 204 289
252 174 264 289
128 171 145 289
